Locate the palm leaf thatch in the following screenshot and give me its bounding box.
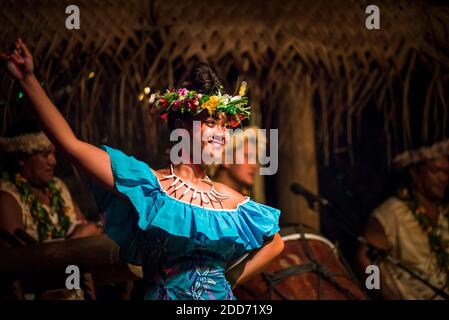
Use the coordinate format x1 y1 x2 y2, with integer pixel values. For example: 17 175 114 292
1 0 448 161
1 0 448 229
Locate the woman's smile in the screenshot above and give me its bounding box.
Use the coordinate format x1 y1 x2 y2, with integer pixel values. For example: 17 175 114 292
208 136 225 150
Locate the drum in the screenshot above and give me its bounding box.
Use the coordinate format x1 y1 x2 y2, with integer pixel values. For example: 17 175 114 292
233 232 367 300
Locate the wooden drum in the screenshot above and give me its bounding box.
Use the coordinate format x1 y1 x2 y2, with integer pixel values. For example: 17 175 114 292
234 233 367 300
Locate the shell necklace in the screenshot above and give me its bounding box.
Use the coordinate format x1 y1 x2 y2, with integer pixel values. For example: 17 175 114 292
160 164 229 206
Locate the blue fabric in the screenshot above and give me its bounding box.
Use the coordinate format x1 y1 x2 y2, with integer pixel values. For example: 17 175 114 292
92 145 280 300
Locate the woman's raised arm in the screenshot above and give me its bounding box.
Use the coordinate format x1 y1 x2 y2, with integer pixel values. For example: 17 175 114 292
1 38 114 190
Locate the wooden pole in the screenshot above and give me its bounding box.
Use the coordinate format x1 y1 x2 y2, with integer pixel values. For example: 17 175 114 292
276 75 320 232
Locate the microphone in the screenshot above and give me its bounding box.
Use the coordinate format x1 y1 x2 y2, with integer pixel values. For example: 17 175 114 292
290 182 329 207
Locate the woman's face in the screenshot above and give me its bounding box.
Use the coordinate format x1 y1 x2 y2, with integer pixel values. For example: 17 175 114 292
191 114 228 164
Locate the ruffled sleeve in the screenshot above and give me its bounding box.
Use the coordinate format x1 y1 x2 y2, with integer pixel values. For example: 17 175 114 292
235 200 281 249
91 145 162 265
91 145 281 265
227 200 280 260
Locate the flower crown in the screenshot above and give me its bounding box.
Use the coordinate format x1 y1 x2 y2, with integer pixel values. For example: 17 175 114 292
148 82 251 128
0 132 53 154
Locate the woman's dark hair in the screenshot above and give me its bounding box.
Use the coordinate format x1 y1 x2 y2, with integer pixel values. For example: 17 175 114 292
167 63 225 131
188 63 224 95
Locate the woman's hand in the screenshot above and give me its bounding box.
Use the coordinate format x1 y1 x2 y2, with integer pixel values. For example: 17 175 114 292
1 38 34 81
1 38 115 191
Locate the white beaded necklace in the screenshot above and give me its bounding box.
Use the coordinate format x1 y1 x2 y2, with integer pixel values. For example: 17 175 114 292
160 164 229 206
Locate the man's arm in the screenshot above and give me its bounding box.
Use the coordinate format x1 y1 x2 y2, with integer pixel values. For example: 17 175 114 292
73 202 87 222
355 217 401 299
68 202 103 239
0 191 24 246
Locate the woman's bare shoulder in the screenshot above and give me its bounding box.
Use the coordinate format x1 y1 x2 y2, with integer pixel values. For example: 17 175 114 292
213 182 247 204
152 167 170 178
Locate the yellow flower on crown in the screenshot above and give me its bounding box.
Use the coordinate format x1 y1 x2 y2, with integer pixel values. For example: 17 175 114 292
239 81 247 96
201 95 220 115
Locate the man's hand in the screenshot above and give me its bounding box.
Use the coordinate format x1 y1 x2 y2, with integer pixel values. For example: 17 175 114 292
69 222 103 239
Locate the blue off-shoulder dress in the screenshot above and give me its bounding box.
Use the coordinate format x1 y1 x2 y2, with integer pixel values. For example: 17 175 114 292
92 146 280 300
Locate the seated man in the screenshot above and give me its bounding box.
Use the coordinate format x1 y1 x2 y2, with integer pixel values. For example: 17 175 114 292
356 141 449 299
0 125 102 246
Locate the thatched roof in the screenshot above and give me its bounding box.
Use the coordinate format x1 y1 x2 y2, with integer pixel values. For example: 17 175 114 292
1 0 448 164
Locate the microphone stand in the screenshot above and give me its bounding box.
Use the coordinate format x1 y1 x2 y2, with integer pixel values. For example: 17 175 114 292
296 192 449 300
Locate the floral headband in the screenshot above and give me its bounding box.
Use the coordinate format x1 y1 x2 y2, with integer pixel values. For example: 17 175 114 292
0 132 53 154
392 139 449 169
148 82 251 128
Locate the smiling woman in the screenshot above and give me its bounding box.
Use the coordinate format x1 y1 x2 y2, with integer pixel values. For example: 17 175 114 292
91 64 284 299
1 39 283 300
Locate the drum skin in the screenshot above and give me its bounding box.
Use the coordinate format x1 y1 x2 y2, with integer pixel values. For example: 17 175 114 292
234 233 367 300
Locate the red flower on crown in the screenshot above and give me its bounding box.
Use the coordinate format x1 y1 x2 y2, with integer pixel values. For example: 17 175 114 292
159 98 168 110
229 115 241 128
172 100 180 111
